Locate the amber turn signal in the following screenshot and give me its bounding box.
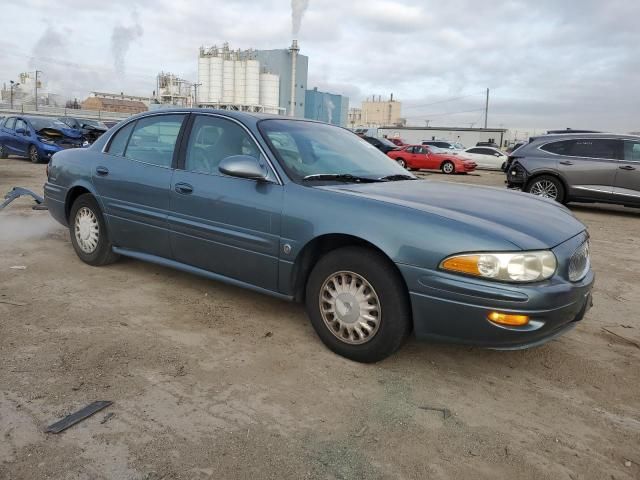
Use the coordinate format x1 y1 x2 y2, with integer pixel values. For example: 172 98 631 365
441 255 480 275
487 311 530 326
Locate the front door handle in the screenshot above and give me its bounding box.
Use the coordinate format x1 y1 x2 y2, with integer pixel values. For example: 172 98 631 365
619 165 636 171
559 161 573 166
174 182 193 195
96 166 109 176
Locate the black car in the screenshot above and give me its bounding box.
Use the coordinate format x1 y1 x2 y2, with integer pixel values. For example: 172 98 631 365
505 133 640 207
361 135 399 154
58 117 108 144
476 141 500 148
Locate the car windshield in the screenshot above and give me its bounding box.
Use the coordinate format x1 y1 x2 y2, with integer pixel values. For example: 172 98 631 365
379 137 398 148
81 119 108 129
260 120 412 183
26 117 70 130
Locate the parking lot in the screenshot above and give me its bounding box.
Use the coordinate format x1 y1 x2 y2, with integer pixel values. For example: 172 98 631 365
1 158 639 479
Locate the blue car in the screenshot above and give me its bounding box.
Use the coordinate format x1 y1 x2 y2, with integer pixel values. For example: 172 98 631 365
0 115 84 163
44 109 594 362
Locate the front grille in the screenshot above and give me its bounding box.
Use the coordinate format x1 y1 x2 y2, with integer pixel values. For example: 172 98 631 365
569 240 590 282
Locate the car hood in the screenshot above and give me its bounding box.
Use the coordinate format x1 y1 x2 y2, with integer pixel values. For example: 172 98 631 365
320 180 585 250
37 127 83 139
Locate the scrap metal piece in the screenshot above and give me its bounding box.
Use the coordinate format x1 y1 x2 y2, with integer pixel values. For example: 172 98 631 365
44 401 112 434
0 187 46 211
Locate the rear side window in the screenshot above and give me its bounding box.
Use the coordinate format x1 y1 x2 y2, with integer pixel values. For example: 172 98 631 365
4 117 16 130
15 119 27 131
541 139 621 159
624 140 640 161
467 148 482 154
125 115 185 167
107 122 135 156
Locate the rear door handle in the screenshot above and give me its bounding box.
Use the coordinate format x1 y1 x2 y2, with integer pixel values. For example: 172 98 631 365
619 165 636 171
174 182 193 195
95 166 109 176
559 161 573 165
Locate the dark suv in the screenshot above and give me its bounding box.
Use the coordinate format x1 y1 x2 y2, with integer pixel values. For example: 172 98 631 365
505 134 640 207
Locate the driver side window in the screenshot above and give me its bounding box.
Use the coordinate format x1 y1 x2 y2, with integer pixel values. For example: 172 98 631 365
185 116 260 175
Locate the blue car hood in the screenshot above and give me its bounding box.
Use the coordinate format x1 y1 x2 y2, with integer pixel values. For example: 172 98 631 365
37 127 83 139
322 180 586 250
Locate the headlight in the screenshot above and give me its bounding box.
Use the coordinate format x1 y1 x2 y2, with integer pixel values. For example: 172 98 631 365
440 251 556 282
38 137 56 145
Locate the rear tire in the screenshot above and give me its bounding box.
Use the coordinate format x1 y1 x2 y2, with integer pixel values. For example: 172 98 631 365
525 175 565 203
68 193 119 266
441 161 455 174
29 145 40 164
305 246 412 363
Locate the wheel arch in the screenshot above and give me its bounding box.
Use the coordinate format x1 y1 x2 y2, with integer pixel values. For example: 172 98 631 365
525 170 569 196
64 182 101 222
290 233 410 305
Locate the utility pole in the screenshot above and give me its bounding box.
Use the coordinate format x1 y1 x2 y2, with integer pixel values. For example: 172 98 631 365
192 83 202 107
484 87 489 128
34 70 43 111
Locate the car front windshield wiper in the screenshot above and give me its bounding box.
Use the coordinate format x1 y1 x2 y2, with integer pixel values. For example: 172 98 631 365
302 173 382 183
378 174 417 181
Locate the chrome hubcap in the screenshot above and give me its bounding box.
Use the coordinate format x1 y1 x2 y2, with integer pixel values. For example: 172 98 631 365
74 207 99 253
530 180 558 199
319 271 381 345
443 163 453 173
30 148 38 161
398 160 406 168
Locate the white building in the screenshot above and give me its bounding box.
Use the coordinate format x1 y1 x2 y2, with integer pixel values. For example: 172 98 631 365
378 126 508 148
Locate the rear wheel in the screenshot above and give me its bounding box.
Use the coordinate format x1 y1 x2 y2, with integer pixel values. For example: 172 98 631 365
29 145 40 163
305 247 412 363
68 193 119 266
525 175 565 203
396 158 407 169
441 161 455 174
0 144 7 159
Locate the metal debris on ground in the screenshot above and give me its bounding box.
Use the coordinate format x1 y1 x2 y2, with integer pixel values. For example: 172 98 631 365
418 405 452 419
100 412 115 424
0 187 47 211
44 401 113 434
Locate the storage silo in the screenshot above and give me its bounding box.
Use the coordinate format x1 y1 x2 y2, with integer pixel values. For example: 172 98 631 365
222 59 235 103
234 60 246 105
209 55 223 103
198 54 210 103
245 60 260 106
260 73 280 114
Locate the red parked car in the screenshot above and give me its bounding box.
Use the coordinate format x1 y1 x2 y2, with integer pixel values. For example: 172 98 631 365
387 137 407 146
387 144 476 174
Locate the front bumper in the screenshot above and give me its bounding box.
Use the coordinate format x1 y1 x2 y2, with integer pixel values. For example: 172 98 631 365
399 232 594 349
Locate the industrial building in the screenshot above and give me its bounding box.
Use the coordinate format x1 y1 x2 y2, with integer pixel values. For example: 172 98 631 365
197 41 308 117
378 126 508 148
82 92 148 114
304 87 348 126
154 72 192 107
349 95 403 128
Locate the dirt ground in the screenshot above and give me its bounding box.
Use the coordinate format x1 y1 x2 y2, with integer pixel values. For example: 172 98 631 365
1 157 639 480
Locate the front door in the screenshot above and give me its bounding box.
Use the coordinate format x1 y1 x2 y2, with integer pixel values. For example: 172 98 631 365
92 114 187 258
614 140 640 205
169 114 283 291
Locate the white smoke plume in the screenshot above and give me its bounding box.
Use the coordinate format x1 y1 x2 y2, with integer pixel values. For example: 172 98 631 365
291 0 310 36
110 11 144 79
325 97 335 124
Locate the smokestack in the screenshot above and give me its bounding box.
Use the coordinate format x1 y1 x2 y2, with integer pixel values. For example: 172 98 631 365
289 39 299 117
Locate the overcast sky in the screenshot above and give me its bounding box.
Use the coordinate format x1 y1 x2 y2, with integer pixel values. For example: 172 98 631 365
1 0 638 133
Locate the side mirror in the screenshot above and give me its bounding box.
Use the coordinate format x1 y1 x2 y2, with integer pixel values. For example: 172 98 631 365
219 155 268 181
494 152 501 157
15 128 27 135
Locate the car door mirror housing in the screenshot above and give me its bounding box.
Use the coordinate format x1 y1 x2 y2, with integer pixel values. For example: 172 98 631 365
218 155 268 181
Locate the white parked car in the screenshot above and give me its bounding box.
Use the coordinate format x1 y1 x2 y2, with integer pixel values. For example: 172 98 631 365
462 146 507 170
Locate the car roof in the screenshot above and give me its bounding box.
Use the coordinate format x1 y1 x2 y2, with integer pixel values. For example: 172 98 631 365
530 132 640 142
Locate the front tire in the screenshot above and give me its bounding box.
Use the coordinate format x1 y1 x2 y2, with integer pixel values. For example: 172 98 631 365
29 145 40 163
0 144 7 159
305 247 412 363
525 175 565 203
68 193 119 266
441 161 455 174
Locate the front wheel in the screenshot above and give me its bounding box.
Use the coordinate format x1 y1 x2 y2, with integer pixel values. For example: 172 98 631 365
0 144 7 159
305 247 412 363
441 161 455 174
29 145 40 163
69 193 120 266
396 158 407 169
525 175 565 203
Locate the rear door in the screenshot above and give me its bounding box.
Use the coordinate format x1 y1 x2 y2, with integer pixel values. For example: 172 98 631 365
92 114 187 258
1 117 18 154
613 140 640 205
168 114 283 291
541 138 620 201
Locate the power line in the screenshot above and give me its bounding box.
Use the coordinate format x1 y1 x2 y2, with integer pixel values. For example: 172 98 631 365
403 107 486 119
402 91 487 111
